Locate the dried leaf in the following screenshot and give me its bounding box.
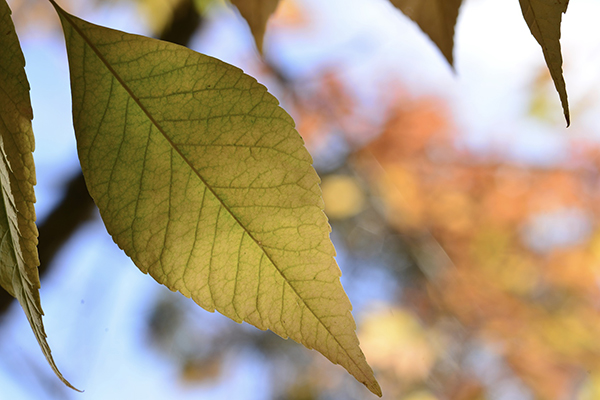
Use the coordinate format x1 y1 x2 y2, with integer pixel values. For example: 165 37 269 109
389 0 463 67
519 0 570 126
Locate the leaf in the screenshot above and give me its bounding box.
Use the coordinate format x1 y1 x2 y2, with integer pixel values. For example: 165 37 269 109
230 0 280 53
51 2 381 395
0 0 78 391
389 0 463 67
519 0 570 126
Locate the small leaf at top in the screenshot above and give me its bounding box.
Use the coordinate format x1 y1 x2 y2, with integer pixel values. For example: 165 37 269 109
230 0 280 53
389 0 463 67
51 1 381 395
0 0 78 391
519 0 570 126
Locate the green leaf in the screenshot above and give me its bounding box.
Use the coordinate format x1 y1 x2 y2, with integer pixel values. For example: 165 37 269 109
230 0 280 53
51 2 381 395
0 0 78 391
519 0 570 126
389 0 463 67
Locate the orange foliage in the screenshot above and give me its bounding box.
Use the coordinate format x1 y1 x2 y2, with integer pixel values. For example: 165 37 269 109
294 69 362 148
353 91 600 399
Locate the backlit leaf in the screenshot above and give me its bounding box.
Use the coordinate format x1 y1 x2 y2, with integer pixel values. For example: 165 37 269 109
519 0 570 126
51 2 381 395
230 0 280 53
0 0 77 390
389 0 463 67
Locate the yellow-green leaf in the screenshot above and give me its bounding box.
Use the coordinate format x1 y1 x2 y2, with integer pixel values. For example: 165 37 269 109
230 0 280 53
51 2 381 395
389 0 463 67
0 0 77 391
519 0 570 126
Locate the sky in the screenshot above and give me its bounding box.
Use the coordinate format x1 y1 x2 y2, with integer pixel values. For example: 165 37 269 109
3 0 600 399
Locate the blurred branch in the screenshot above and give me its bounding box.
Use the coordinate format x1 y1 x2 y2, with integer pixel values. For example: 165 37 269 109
157 0 201 45
0 0 203 317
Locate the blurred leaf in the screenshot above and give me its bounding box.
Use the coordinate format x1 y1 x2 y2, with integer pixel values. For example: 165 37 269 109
578 372 600 400
180 356 223 383
321 175 365 220
230 0 280 53
0 0 77 391
403 391 439 400
519 0 570 126
360 307 436 383
134 0 182 34
389 0 463 67
52 2 381 395
283 379 317 400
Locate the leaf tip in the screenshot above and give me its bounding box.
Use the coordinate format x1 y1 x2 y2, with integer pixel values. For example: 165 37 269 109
370 381 383 397
34 318 82 392
254 35 265 55
442 48 455 71
63 379 84 393
353 357 382 396
559 88 570 127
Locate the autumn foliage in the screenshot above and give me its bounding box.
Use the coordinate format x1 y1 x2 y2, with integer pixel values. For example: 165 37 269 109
297 77 600 397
